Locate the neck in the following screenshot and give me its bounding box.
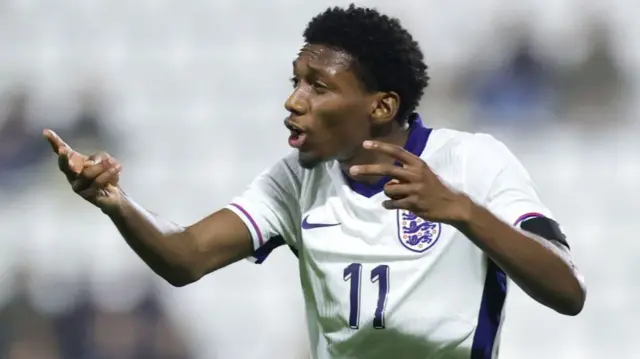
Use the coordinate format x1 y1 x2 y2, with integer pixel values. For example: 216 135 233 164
339 120 411 185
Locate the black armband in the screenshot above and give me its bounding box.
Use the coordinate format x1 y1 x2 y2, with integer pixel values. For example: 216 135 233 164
520 216 570 249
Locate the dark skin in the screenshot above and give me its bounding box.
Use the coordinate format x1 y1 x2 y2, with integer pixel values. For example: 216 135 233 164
43 43 585 315
285 44 408 179
350 142 586 316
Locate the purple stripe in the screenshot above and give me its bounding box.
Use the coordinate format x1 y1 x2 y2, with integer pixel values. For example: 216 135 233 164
471 212 540 357
514 212 544 226
230 203 264 246
471 260 507 359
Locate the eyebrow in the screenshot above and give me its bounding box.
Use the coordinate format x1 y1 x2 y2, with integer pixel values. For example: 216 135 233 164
291 59 324 76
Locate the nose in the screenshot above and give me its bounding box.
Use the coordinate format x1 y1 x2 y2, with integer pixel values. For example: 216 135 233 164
284 87 306 116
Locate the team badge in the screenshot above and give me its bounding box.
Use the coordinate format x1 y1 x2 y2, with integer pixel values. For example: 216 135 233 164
397 210 441 253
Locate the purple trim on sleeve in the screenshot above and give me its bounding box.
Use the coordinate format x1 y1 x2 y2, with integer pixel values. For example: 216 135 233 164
514 212 545 226
230 203 264 246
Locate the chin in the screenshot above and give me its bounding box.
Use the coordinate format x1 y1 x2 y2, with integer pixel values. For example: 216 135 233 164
297 151 325 169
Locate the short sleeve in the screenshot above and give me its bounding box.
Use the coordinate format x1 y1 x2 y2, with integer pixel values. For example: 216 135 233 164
225 154 302 264
466 134 553 227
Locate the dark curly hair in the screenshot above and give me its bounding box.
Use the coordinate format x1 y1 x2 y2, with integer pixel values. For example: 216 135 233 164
303 4 429 122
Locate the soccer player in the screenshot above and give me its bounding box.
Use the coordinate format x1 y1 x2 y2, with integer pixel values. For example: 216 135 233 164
44 5 585 359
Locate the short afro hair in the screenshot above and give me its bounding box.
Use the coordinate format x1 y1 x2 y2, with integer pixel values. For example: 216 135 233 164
303 4 429 121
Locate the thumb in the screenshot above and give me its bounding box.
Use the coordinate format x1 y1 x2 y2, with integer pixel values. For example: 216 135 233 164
58 146 86 176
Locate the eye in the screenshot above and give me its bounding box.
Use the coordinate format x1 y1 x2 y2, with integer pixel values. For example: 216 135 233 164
311 81 328 93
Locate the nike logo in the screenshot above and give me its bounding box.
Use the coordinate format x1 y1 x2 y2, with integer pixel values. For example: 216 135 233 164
301 215 341 230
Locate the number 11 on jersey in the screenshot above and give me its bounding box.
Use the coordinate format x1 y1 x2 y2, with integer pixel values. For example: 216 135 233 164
343 263 390 329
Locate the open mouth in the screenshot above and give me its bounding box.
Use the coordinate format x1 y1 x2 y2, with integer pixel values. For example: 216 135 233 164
285 121 308 149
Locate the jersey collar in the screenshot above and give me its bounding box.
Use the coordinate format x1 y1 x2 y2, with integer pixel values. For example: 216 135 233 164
344 113 432 198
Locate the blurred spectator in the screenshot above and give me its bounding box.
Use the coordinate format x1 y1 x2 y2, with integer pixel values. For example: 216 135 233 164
0 2 637 358
557 20 630 126
463 32 557 128
0 289 191 359
0 82 114 190
1 293 63 359
0 88 51 189
89 295 191 359
62 82 116 155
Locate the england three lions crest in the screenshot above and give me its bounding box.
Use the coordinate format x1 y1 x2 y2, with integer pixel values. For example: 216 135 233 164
397 210 441 253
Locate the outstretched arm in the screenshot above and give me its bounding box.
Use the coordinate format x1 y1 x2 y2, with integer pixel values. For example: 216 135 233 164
44 129 255 287
109 199 254 286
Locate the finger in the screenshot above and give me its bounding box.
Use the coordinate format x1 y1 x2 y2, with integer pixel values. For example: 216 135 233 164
349 164 419 182
82 152 112 170
43 129 70 154
78 166 121 201
81 156 115 180
383 182 417 200
71 159 116 192
363 141 422 166
91 163 121 188
44 130 92 178
60 146 92 177
82 164 121 194
58 146 78 177
381 197 416 210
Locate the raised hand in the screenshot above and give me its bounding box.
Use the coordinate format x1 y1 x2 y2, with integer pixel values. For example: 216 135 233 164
43 129 123 213
349 140 472 224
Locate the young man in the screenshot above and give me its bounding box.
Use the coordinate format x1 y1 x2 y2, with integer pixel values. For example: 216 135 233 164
44 5 585 359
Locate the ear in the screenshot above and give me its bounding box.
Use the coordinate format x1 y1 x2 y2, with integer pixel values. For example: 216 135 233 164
370 92 400 125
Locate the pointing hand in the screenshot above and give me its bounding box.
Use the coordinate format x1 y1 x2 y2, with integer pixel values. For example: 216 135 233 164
44 129 124 214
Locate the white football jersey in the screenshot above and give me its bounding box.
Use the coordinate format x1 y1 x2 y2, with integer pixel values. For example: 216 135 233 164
225 115 554 359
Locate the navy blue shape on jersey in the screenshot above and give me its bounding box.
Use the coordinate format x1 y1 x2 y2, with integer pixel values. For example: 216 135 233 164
251 236 298 264
301 214 341 230
520 216 569 248
471 214 567 357
471 260 507 359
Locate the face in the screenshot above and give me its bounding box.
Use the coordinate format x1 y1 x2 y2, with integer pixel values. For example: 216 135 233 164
285 44 391 169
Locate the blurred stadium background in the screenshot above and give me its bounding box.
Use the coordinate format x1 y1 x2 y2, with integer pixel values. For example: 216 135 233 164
0 0 638 358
